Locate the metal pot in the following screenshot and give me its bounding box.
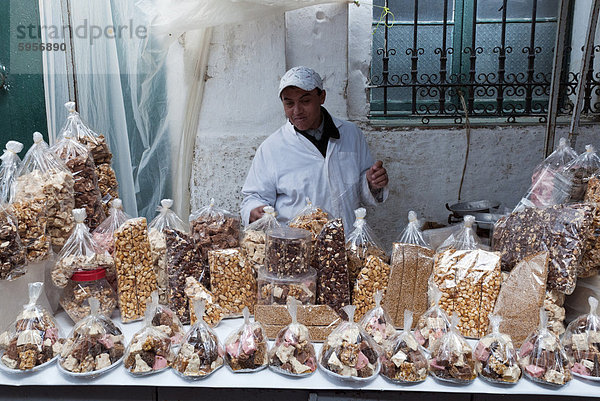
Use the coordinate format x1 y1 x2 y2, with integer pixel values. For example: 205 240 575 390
445 200 501 216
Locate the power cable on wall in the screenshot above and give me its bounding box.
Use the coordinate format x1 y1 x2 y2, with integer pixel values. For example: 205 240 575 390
457 90 471 202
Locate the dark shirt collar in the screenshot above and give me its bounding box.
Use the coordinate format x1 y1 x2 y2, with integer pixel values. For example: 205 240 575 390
293 107 340 157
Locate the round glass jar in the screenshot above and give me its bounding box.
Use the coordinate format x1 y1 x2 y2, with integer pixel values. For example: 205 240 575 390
59 268 118 323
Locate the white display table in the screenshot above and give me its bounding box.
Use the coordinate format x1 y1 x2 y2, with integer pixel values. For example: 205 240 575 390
0 311 598 398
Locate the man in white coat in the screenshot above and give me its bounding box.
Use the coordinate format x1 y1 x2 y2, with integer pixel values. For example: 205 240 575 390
240 66 389 230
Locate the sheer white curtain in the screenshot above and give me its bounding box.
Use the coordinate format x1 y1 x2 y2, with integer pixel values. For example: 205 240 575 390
41 0 350 221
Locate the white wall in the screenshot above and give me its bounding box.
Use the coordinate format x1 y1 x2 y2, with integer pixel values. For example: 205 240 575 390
189 4 600 250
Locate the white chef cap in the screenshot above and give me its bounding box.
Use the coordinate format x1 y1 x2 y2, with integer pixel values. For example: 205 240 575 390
278 66 324 98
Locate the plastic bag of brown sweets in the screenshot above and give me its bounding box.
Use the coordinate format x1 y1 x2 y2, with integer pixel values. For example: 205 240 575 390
345 208 388 296
383 210 434 328
91 199 130 290
518 309 572 386
189 198 240 288
0 282 64 371
50 131 106 230
148 199 187 304
380 310 428 383
52 209 113 288
0 203 27 280
165 228 204 324
123 295 176 376
242 206 280 274
58 297 125 376
146 291 185 345
224 307 268 372
474 315 522 384
562 144 600 202
173 299 224 379
428 313 476 384
358 290 396 346
13 132 74 247
288 197 330 240
414 284 450 352
563 296 600 378
269 298 317 377
578 177 600 278
64 101 119 215
313 218 351 317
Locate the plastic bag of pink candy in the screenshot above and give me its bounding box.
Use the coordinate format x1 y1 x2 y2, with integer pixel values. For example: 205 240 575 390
224 307 269 372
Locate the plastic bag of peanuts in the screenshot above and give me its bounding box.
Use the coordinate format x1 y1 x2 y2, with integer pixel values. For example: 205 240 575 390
358 290 396 346
0 140 23 203
148 199 187 304
345 208 388 295
13 132 75 247
51 209 113 288
241 206 280 274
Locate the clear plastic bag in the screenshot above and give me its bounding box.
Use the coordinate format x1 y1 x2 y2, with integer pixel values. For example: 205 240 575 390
288 197 330 240
536 137 578 172
148 199 186 304
398 211 430 247
563 296 600 378
346 208 388 291
114 217 156 323
242 206 280 272
209 248 256 318
166 228 205 324
432 248 502 338
474 315 522 384
0 140 23 204
11 195 49 263
58 298 126 376
13 132 75 247
358 290 396 346
428 313 476 384
173 299 224 379
92 199 131 256
184 276 224 328
189 198 241 288
493 203 594 294
313 218 351 316
52 209 113 288
563 145 600 202
146 292 185 345
380 310 428 383
319 305 380 381
353 255 390 322
438 215 481 251
61 101 118 215
492 252 549 347
0 282 63 371
91 199 130 290
269 298 317 377
518 309 572 386
0 204 27 280
123 296 175 375
384 215 435 328
224 307 269 372
50 131 106 230
414 285 450 351
513 165 572 212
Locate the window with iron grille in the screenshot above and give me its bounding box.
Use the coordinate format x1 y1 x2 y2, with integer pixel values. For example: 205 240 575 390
369 0 600 124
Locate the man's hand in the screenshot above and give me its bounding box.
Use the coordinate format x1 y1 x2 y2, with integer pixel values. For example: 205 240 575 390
367 160 388 190
249 205 267 223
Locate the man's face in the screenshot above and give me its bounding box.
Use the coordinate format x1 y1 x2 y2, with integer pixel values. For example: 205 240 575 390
281 86 326 131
